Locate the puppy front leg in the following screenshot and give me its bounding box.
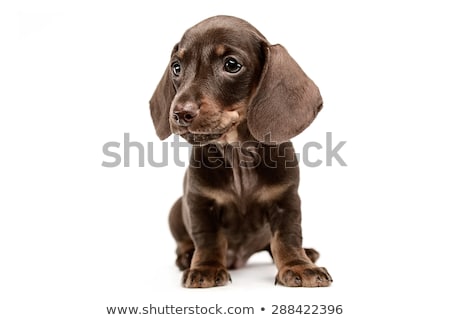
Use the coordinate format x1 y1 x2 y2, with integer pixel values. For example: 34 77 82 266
183 232 230 288
182 196 231 288
270 194 332 287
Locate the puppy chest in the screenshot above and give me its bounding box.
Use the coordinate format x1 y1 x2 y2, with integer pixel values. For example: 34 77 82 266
219 206 272 268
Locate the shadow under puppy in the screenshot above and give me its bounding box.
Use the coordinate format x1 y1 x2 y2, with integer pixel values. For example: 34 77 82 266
150 15 332 288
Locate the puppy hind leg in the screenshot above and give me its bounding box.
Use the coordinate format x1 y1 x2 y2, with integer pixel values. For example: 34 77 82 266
304 248 320 264
263 245 319 264
169 197 194 270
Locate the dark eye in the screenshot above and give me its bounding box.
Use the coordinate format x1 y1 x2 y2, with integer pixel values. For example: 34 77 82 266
171 62 181 76
224 57 242 73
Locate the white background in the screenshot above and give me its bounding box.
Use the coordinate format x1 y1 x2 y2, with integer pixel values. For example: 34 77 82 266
1 0 449 319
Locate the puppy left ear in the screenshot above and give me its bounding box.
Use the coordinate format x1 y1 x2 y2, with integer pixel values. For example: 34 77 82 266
247 44 323 144
149 62 175 140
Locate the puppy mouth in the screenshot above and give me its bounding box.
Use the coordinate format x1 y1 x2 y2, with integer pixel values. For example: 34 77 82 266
174 123 237 145
170 110 242 145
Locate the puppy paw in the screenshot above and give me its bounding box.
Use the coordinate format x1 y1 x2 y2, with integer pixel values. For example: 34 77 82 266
175 250 194 271
275 265 332 287
182 266 231 288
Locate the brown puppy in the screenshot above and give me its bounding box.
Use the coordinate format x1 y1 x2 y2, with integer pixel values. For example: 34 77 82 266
150 15 332 288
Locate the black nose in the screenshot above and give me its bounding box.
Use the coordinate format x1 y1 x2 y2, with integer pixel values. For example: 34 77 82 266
172 103 198 126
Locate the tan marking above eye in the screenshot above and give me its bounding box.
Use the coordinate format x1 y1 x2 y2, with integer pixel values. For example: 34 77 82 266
214 44 226 56
177 48 186 59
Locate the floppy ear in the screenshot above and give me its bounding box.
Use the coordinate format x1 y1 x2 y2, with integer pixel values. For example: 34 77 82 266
149 62 175 140
247 44 323 144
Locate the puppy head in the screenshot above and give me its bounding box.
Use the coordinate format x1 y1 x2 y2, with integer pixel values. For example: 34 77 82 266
150 15 322 145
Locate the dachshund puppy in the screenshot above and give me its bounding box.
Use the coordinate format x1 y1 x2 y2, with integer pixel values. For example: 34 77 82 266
150 15 332 288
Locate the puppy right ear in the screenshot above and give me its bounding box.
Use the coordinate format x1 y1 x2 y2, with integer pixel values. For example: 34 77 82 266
149 50 177 140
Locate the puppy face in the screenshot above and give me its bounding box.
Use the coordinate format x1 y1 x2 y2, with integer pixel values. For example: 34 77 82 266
150 16 323 145
167 18 264 144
